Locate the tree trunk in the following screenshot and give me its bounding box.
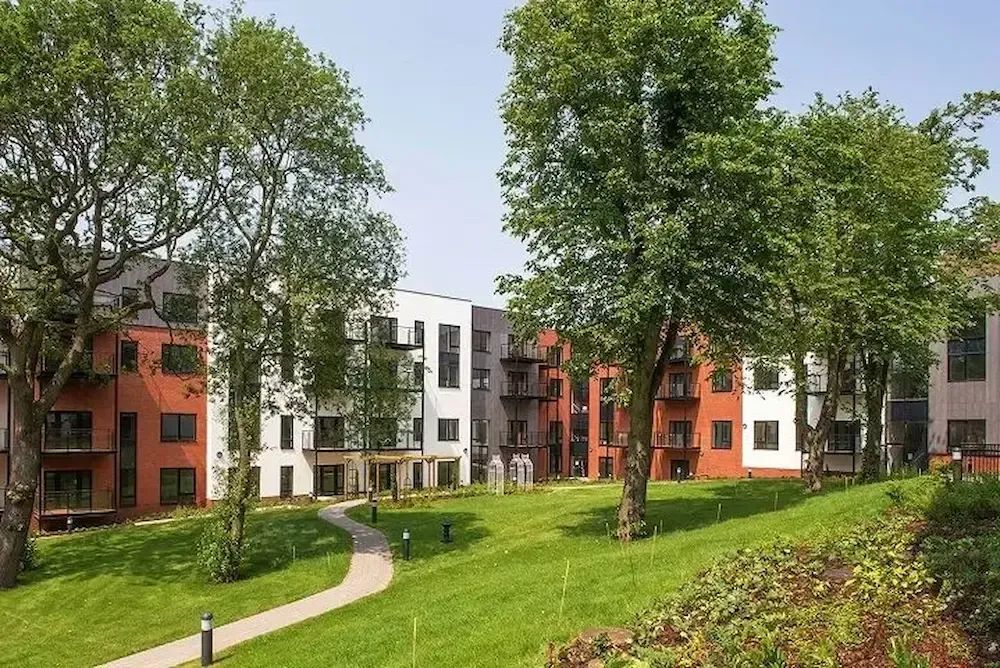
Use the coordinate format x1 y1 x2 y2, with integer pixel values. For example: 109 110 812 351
859 355 889 483
0 389 42 589
803 350 845 492
616 385 655 540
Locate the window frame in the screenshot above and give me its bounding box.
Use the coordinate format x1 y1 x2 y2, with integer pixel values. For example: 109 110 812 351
160 413 197 442
712 420 733 449
711 369 733 393
472 367 491 390
947 419 986 448
947 316 987 382
161 343 199 375
280 415 294 450
159 467 196 505
753 364 780 391
472 329 490 353
753 420 779 450
437 418 459 442
471 418 489 445
120 340 139 373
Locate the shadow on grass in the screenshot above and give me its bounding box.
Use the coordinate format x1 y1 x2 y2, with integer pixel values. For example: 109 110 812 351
558 479 827 539
23 507 348 587
347 505 490 565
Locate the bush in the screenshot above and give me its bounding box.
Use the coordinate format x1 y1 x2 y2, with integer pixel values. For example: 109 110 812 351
926 478 1000 530
197 517 246 583
19 533 39 572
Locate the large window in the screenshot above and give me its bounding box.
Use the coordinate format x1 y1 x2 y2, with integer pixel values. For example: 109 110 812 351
120 340 138 373
948 316 986 382
471 446 488 483
438 331 461 389
830 420 861 452
437 461 458 488
948 419 986 447
712 420 732 449
160 413 196 442
414 320 424 346
45 411 92 451
599 456 614 479
413 417 423 443
162 344 198 374
119 413 137 507
161 292 198 322
317 465 344 496
549 444 563 474
547 378 563 398
471 419 489 445
472 368 491 390
280 415 294 450
438 418 459 441
120 286 140 308
472 330 490 352
160 468 196 505
316 416 345 448
669 420 693 448
711 369 733 393
572 380 589 413
753 420 779 450
753 364 779 391
547 420 564 445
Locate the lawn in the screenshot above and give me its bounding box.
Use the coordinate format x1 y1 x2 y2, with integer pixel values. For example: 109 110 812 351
0 505 352 667
215 478 924 668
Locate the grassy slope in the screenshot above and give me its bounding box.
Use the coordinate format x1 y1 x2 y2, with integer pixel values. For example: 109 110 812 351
0 505 352 667
222 478 922 668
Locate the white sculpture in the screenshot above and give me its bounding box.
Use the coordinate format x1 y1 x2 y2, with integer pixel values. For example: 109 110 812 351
487 455 505 495
523 454 534 490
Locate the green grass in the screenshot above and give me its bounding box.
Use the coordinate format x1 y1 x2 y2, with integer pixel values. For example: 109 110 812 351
0 505 352 667
215 478 927 668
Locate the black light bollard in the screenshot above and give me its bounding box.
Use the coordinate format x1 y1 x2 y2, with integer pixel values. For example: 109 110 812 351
747 468 753 479
952 449 964 483
675 466 683 482
403 528 411 560
441 521 452 544
201 612 214 666
371 496 379 524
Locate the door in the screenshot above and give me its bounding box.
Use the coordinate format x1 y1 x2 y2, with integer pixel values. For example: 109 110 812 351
318 465 344 496
44 470 92 512
412 462 423 490
670 459 690 481
280 466 294 498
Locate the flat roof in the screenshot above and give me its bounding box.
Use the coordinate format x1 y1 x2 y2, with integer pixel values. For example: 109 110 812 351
396 287 472 302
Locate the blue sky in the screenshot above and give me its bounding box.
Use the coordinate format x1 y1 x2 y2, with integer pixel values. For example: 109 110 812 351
223 0 1000 307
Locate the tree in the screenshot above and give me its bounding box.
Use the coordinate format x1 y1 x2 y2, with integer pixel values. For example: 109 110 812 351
498 0 779 539
188 11 403 582
0 0 220 588
757 92 1000 489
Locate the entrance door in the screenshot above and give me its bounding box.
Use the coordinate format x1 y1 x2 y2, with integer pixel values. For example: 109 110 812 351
670 459 690 481
412 463 423 489
317 465 344 496
280 466 294 498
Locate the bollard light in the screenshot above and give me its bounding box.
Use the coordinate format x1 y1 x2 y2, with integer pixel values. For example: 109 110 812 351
441 521 452 544
201 612 214 666
952 449 963 461
371 496 379 524
403 528 411 561
747 468 753 479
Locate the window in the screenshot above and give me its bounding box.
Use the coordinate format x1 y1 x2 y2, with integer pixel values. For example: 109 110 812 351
414 320 424 346
547 378 563 398
413 417 423 443
161 413 196 442
160 468 195 505
121 287 140 308
316 416 345 449
599 378 614 422
599 420 613 446
472 368 491 390
162 344 198 374
317 465 344 496
120 340 138 373
546 346 563 367
412 462 424 489
472 419 489 445
280 304 294 382
712 421 732 449
948 419 986 447
548 444 562 474
119 413 137 507
161 292 198 322
572 380 589 414
507 420 527 446
280 415 293 450
668 372 692 398
753 420 779 450
599 456 614 479
830 420 860 452
948 316 986 382
711 369 733 393
45 411 93 451
438 418 459 441
753 364 779 391
472 330 490 352
669 337 689 362
440 324 461 351
439 324 461 388
280 466 294 498
669 421 693 448
437 461 458 488
547 420 564 445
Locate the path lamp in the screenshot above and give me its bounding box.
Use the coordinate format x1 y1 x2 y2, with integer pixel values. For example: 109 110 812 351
952 448 963 483
201 612 214 666
441 520 452 544
403 528 411 561
371 496 379 524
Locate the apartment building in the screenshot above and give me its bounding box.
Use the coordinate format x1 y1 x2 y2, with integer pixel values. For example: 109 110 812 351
1 261 207 530
214 289 474 503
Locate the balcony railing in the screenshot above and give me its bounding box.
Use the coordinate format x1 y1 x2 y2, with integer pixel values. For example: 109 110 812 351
656 382 700 401
40 351 117 378
371 324 423 350
42 428 115 453
539 346 563 368
40 488 115 516
654 432 702 450
499 431 544 447
500 343 544 363
301 428 419 451
500 381 544 399
825 436 862 453
806 374 857 395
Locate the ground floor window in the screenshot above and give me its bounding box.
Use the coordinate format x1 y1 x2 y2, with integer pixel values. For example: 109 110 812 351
317 464 344 496
753 421 779 450
160 468 195 505
119 412 137 507
412 463 423 489
371 463 396 492
280 466 293 498
599 456 613 479
437 460 458 488
948 419 986 448
471 445 488 483
548 444 562 474
571 442 588 477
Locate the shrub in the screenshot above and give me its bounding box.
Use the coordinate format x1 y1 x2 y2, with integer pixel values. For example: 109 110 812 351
19 533 39 572
926 478 1000 530
888 636 930 668
198 517 246 583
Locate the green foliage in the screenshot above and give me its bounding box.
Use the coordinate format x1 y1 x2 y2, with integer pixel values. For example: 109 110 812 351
19 533 38 573
888 636 930 668
197 516 246 584
926 478 1000 528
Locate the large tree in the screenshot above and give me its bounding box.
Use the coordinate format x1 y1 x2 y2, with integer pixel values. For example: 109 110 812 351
188 11 403 582
498 0 779 539
0 0 220 587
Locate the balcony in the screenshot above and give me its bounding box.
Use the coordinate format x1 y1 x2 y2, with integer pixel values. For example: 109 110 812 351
654 432 702 451
655 382 700 401
499 431 544 447
371 324 424 350
538 346 563 368
39 351 117 379
42 428 115 454
500 343 544 363
825 436 861 454
500 381 544 399
40 488 115 516
301 428 419 451
806 374 857 395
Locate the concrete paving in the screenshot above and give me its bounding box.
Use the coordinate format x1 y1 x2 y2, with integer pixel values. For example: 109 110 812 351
98 498 392 668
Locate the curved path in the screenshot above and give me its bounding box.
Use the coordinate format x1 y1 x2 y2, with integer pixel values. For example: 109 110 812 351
99 499 393 668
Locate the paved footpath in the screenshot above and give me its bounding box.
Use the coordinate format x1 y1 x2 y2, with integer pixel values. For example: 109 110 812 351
99 499 393 668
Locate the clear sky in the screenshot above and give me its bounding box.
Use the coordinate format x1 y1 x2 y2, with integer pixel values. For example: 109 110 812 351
222 0 1000 308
